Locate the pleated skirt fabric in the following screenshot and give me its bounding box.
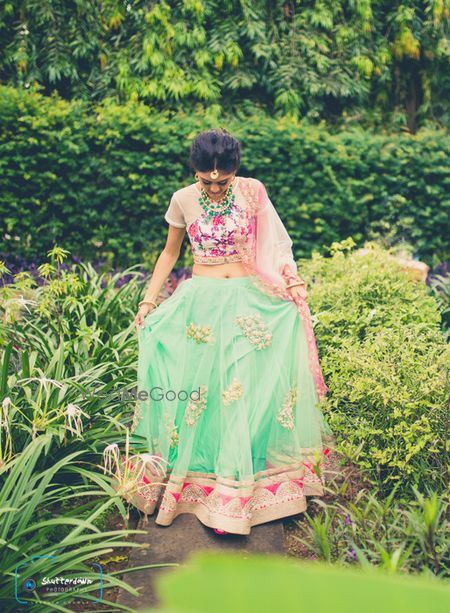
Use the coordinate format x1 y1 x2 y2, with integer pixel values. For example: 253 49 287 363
118 273 333 535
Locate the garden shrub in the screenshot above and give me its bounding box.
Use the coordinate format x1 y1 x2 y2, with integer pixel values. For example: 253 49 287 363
302 241 449 497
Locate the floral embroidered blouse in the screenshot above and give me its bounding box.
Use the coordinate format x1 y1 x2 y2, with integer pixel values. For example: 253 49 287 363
164 176 256 265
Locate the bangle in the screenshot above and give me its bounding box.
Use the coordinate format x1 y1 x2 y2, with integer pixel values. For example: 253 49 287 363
138 300 158 309
281 266 305 286
285 276 306 286
286 282 305 289
285 276 305 285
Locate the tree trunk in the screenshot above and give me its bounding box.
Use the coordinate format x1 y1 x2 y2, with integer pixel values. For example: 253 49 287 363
405 60 422 134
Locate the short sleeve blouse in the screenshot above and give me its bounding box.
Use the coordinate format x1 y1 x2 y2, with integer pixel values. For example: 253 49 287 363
164 177 257 264
164 193 186 228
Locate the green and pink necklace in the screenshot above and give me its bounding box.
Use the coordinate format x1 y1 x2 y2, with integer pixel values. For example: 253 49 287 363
198 183 236 221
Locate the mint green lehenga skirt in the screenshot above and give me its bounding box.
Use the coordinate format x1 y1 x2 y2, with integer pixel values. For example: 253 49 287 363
119 274 334 535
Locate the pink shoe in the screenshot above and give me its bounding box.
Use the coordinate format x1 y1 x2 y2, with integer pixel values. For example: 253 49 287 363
213 528 229 535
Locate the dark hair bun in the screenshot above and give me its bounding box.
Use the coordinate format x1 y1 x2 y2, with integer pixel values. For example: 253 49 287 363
189 129 241 173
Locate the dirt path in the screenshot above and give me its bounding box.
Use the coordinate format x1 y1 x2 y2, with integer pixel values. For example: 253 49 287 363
115 513 285 609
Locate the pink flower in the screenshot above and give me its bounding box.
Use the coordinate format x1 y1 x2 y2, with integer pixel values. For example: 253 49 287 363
212 216 224 227
189 222 199 236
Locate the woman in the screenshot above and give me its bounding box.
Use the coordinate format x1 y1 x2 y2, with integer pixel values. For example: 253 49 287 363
109 129 333 536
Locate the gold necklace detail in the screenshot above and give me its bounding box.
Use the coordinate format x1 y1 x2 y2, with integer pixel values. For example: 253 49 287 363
199 183 236 220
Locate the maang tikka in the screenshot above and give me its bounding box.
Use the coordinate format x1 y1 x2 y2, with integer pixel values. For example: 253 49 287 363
210 157 219 179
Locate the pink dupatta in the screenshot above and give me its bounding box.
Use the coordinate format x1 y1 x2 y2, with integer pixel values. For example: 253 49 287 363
236 177 329 401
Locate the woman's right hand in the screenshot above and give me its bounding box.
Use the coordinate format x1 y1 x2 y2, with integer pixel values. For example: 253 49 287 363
135 304 156 332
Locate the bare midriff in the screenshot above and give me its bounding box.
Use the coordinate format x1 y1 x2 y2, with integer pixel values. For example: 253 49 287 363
192 262 250 278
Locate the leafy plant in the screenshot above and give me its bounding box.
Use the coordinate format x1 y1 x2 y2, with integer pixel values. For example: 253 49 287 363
292 483 449 577
0 433 176 612
428 272 450 335
302 241 449 496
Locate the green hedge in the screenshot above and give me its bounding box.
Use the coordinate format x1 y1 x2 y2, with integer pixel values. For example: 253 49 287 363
1 86 449 269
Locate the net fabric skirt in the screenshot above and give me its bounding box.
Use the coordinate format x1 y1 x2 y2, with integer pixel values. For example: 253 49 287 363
116 274 333 535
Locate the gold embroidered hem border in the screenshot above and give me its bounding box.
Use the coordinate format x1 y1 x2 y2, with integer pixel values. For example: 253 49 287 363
113 451 329 535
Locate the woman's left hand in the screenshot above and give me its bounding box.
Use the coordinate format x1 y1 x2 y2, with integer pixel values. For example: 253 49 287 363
287 284 308 303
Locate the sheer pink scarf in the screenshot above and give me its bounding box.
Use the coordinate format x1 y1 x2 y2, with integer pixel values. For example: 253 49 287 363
236 177 329 401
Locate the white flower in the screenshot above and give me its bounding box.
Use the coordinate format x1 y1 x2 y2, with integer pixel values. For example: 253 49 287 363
136 453 168 478
102 443 121 476
1 397 11 432
2 296 38 314
64 403 90 437
2 396 11 412
21 377 66 393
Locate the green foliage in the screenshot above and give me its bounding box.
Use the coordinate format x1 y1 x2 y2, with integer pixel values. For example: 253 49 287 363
0 433 155 611
0 1 448 128
0 246 145 464
429 272 450 333
294 484 449 576
0 249 180 609
141 550 450 613
1 85 449 269
302 242 449 496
